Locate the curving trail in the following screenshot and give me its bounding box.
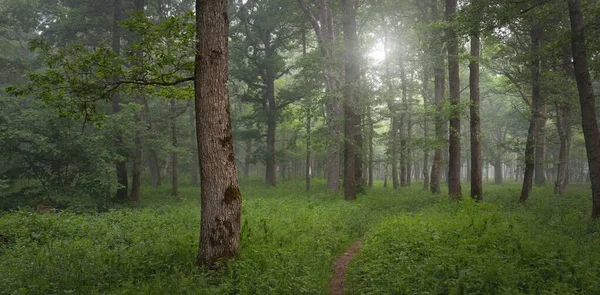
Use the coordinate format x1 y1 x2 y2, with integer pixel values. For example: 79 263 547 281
330 240 362 295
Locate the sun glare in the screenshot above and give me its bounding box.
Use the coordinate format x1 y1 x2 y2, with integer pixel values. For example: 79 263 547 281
368 41 386 62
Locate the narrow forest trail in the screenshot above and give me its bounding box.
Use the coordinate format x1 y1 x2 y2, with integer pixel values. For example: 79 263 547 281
330 239 362 295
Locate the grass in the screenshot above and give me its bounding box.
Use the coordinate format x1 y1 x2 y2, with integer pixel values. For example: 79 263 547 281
1 180 599 294
0 179 438 294
347 183 600 294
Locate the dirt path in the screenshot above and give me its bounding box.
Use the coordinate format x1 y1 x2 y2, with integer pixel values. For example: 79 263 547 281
330 240 362 295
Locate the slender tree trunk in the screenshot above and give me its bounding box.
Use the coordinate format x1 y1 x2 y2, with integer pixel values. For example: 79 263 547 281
520 24 543 203
244 139 251 178
171 99 178 197
298 0 341 192
430 0 444 195
130 0 146 202
195 0 241 267
306 108 311 192
535 107 547 185
421 68 431 190
446 0 461 200
112 0 128 201
265 42 277 187
567 0 600 218
368 110 374 188
188 100 199 186
555 49 574 195
342 0 358 201
470 33 483 201
399 62 408 187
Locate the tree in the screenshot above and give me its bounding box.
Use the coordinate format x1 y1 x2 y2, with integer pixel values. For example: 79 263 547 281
298 0 342 192
195 0 242 267
342 0 359 201
446 0 461 199
519 17 543 203
231 0 302 187
468 1 483 201
566 0 600 218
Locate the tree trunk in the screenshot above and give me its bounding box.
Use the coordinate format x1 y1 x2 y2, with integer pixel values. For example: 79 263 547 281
265 41 277 187
342 0 358 201
399 62 408 187
195 0 241 267
111 0 128 202
306 108 311 192
368 110 374 188
555 49 575 195
520 24 543 203
446 0 461 200
494 159 503 185
535 109 547 185
171 99 178 197
421 67 431 191
470 33 483 201
430 0 444 195
567 0 600 218
299 0 341 193
189 101 199 186
130 0 146 203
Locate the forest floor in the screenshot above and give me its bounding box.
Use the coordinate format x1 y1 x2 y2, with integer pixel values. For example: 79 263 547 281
1 180 600 294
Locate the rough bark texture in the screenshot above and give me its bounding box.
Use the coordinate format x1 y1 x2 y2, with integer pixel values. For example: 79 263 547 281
567 0 600 218
111 0 128 201
195 0 242 267
342 0 358 201
520 24 543 203
470 34 483 201
446 0 461 200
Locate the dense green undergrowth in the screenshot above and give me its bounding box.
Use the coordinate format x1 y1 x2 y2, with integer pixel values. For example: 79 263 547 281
347 184 600 295
2 181 599 294
0 180 438 294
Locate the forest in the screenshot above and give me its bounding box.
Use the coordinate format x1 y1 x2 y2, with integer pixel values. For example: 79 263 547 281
2 0 600 294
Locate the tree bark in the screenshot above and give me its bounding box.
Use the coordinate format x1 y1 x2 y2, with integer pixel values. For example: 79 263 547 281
400 62 408 187
430 0 444 195
470 33 483 201
195 0 242 267
421 67 431 191
342 0 358 201
520 24 543 203
567 0 600 218
111 0 128 202
446 0 461 200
